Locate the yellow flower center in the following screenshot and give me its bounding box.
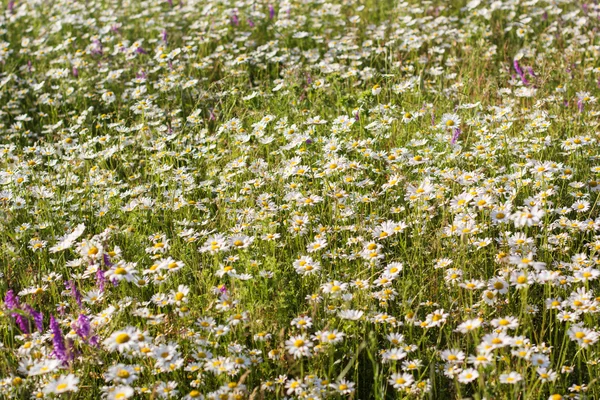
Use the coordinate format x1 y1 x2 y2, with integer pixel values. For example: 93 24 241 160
115 333 131 344
117 370 130 378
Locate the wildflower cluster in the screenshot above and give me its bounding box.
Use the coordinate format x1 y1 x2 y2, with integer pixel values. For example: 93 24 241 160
1 0 600 399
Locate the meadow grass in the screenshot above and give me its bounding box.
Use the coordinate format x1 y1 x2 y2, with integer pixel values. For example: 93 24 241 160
0 0 599 399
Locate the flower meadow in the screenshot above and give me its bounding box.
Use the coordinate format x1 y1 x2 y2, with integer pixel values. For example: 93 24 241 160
3 0 600 399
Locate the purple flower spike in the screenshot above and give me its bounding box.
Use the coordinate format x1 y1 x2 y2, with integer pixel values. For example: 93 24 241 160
96 269 106 292
513 59 529 85
4 290 19 309
103 253 113 267
451 127 462 145
75 314 91 340
24 305 43 332
66 280 83 308
269 4 275 19
5 290 30 333
15 315 30 334
89 335 100 347
50 315 69 364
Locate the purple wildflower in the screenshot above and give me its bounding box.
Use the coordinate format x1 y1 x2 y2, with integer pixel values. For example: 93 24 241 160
451 127 462 145
57 304 67 316
96 269 106 292
161 29 168 43
50 315 69 363
75 314 91 339
4 290 19 309
231 12 239 26
15 315 30 334
269 4 275 19
89 335 100 347
91 39 103 56
24 305 43 332
66 280 83 308
4 290 29 333
72 67 78 77
513 59 529 85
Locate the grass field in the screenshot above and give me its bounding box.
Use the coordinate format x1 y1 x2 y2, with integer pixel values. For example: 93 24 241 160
1 0 600 398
